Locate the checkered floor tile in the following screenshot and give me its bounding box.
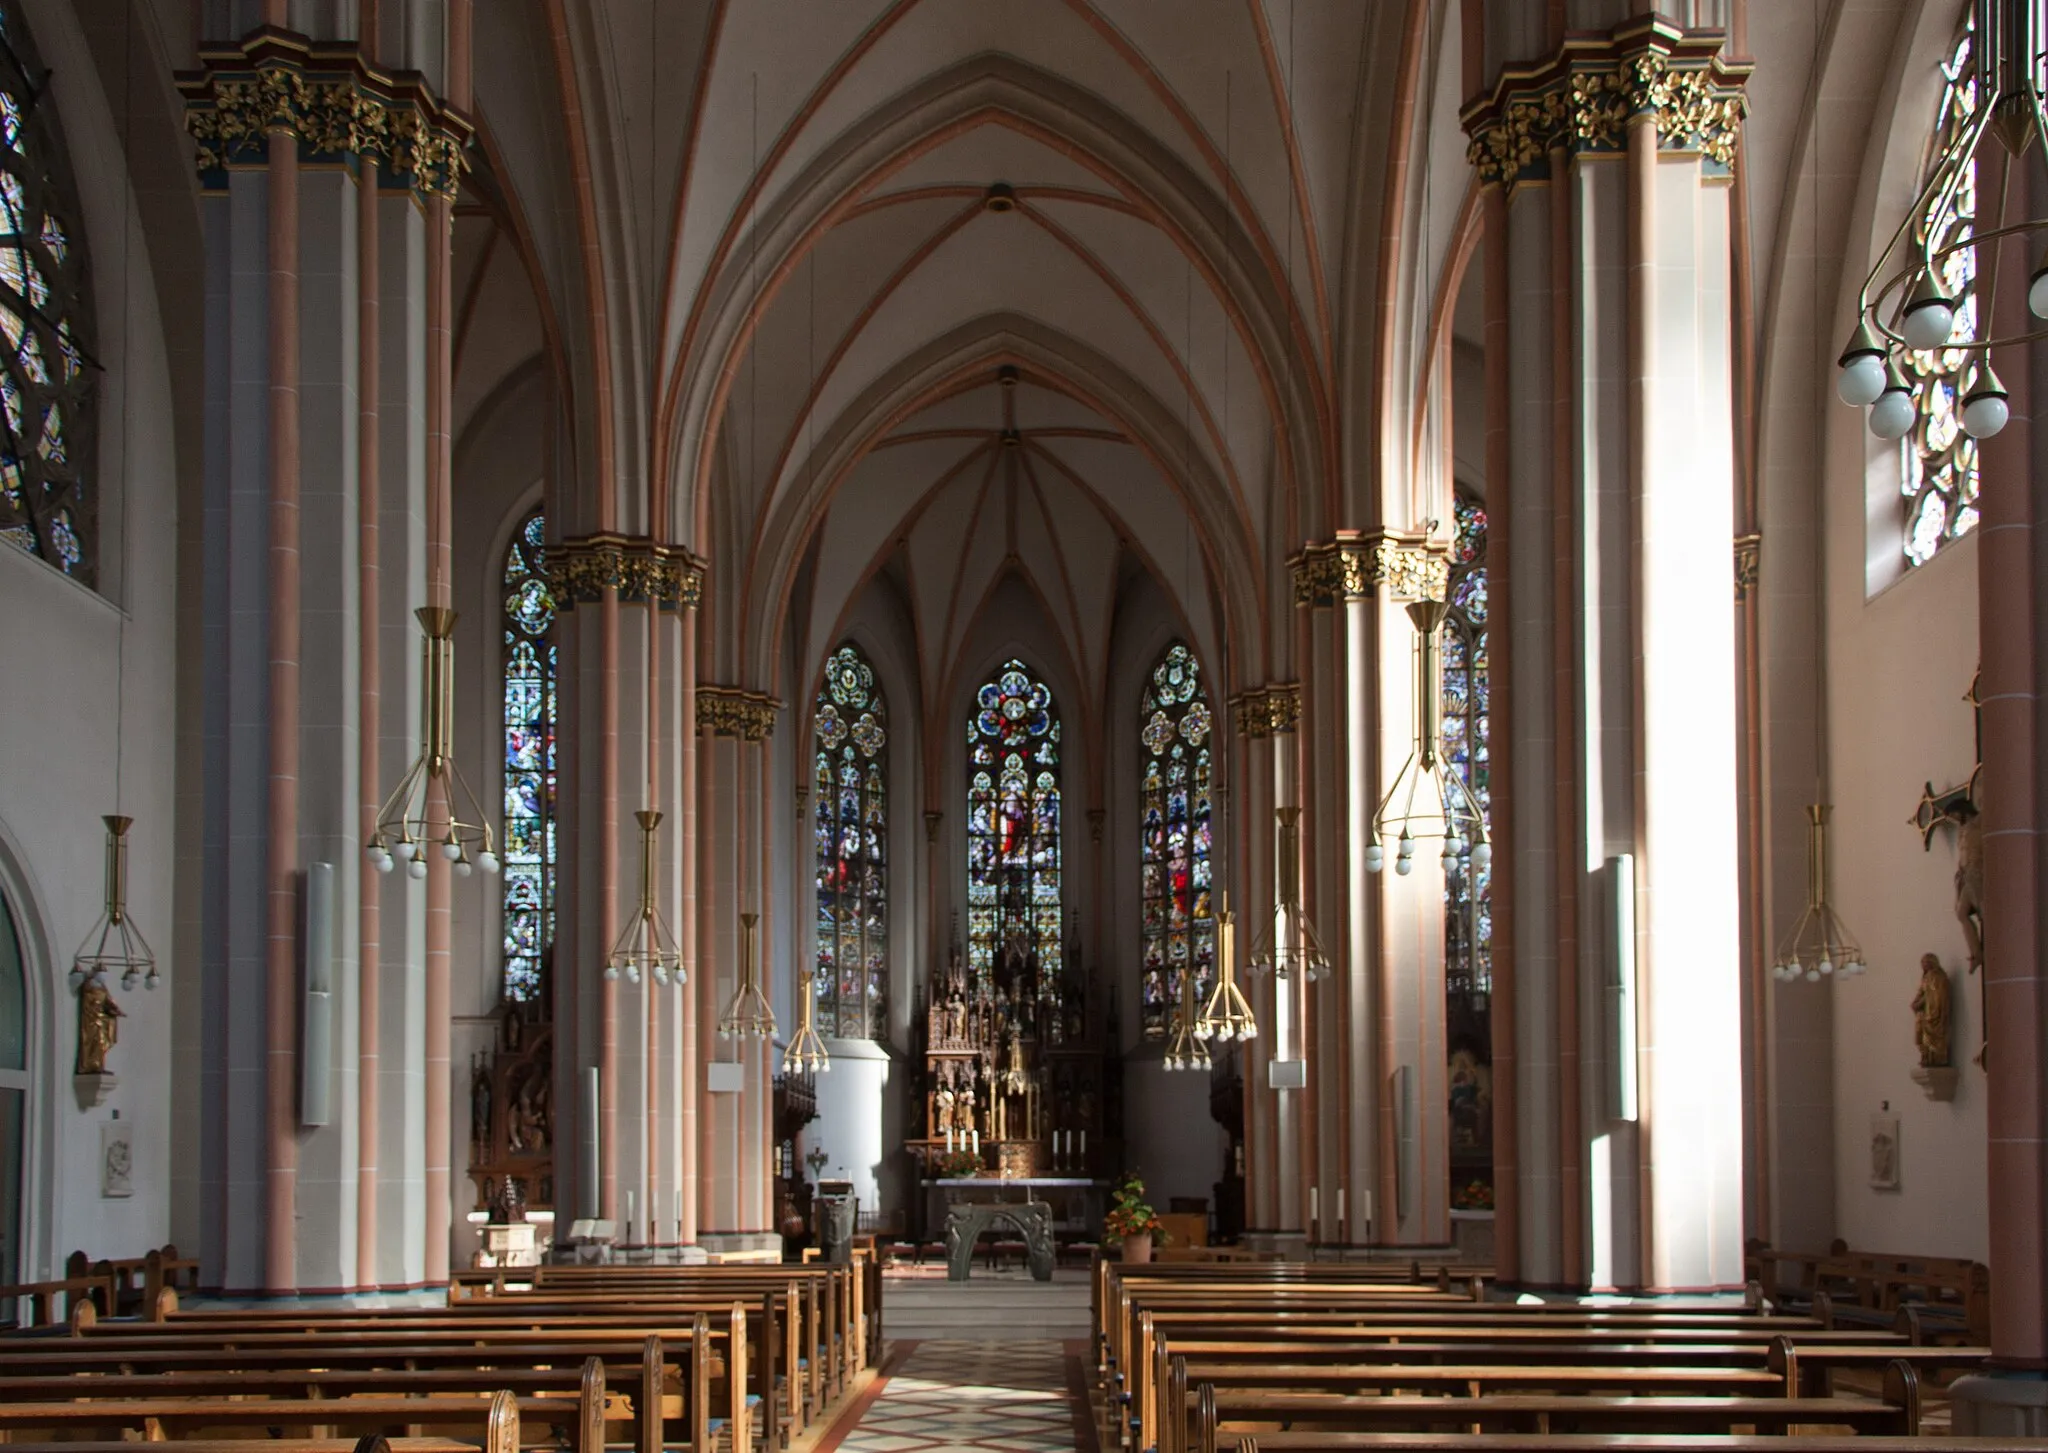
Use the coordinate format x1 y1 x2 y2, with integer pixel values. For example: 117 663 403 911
836 1340 1079 1453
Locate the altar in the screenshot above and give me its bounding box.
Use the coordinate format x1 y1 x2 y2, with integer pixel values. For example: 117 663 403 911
926 1175 1104 1240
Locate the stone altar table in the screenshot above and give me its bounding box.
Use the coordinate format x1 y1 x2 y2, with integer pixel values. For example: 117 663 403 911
943 1199 1055 1281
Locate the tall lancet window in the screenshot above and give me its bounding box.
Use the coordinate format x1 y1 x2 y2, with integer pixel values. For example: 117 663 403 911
501 510 556 1003
1442 494 1491 998
0 2 94 584
814 643 888 1039
1902 20 1979 567
1139 642 1214 1038
967 660 1063 981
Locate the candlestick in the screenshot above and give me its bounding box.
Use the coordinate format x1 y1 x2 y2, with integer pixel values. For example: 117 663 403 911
1337 1188 1346 1241
1080 1130 1086 1162
1309 1185 1318 1235
675 1190 683 1243
625 1190 636 1243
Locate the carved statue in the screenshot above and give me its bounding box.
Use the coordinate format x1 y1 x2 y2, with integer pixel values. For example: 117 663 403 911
76 978 123 1076
471 1060 493 1149
934 1085 956 1134
508 1072 549 1153
946 994 967 1044
1955 803 1984 971
1912 953 1953 1068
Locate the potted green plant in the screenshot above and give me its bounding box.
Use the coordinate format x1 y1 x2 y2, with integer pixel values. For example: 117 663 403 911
1104 1170 1166 1263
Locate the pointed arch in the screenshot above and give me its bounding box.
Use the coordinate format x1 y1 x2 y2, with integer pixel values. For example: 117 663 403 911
1137 640 1214 1039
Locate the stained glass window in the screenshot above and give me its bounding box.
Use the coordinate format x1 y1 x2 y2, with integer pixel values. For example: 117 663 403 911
0 4 94 584
1901 21 1979 567
967 660 1063 983
502 510 556 1003
814 643 888 1039
1442 495 1491 997
1139 643 1214 1038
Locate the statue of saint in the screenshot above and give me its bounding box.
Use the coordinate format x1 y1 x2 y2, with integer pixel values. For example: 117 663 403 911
1912 953 1952 1068
1955 804 1984 972
76 977 123 1076
934 1084 956 1134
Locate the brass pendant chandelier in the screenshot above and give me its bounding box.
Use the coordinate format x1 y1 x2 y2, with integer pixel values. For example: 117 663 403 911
366 607 499 879
782 966 829 1074
1836 0 2046 442
1772 804 1869 982
603 809 685 986
1245 806 1330 981
718 910 778 1040
70 815 157 992
1161 951 1210 1072
1194 892 1257 1042
1366 600 1492 877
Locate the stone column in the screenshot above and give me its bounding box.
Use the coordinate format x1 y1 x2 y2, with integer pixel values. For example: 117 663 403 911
696 687 783 1251
1462 15 1749 1291
182 29 463 1293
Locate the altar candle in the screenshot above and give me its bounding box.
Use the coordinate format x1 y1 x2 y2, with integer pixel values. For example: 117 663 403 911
675 1190 683 1242
972 1130 980 1154
1337 1189 1346 1236
1080 1130 1086 1160
1310 1186 1318 1228
626 1190 636 1240
946 1128 955 1154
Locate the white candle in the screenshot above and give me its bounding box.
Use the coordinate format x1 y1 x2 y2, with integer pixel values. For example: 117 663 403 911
1310 1186 1319 1227
972 1130 980 1154
625 1190 636 1239
675 1190 683 1242
1080 1130 1086 1160
1337 1189 1346 1235
947 1128 955 1154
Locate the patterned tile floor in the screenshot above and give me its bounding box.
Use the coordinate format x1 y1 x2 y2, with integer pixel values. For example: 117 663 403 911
827 1340 1085 1453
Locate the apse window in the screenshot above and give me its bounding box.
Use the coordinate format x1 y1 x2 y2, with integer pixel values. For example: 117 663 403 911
1899 22 1980 568
0 2 95 585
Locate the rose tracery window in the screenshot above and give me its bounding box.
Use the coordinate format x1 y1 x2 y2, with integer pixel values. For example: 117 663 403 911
1901 22 1979 568
501 511 556 1003
814 643 888 1040
1139 642 1214 1038
967 660 1063 982
0 4 94 584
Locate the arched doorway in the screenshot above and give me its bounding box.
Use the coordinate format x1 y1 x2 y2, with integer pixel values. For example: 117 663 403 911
0 891 27 1287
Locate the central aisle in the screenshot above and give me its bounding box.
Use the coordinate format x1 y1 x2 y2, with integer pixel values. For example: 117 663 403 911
828 1341 1086 1453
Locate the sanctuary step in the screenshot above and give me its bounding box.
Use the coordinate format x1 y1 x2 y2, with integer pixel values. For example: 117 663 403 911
884 1269 1093 1343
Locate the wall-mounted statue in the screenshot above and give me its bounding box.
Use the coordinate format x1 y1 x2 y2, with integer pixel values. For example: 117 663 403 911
76 976 124 1076
1912 953 1952 1069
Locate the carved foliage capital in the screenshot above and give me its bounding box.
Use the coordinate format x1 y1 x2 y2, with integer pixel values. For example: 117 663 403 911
697 686 781 741
1734 533 1761 599
1230 683 1302 739
178 29 472 199
546 533 706 612
1461 19 1749 195
1291 530 1450 606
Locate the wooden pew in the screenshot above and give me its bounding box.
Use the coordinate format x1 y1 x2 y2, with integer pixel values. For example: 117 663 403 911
0 1273 116 1328
0 1391 523 1453
1232 1437 2046 1453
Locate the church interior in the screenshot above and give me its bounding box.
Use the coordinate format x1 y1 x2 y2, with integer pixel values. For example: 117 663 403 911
2 0 2046 1443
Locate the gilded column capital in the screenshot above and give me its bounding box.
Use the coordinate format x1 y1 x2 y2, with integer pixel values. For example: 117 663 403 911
546 532 706 613
177 27 472 199
1229 684 1302 739
697 686 781 741
1460 17 1749 196
1734 533 1761 599
1291 529 1450 606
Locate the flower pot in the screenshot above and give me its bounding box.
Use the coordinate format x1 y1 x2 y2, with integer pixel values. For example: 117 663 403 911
1121 1232 1154 1264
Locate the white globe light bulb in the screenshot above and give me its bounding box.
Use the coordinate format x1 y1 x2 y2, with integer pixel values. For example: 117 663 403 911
1805 967 1821 982
478 851 500 875
440 841 462 862
1902 296 1956 350
1836 353 1887 406
407 859 427 880
395 840 417 861
1364 843 1385 873
2031 264 2048 319
1818 956 1835 976
1395 854 1414 877
1869 390 1916 440
454 858 473 878
1963 392 2009 438
366 842 386 864
1471 842 1493 869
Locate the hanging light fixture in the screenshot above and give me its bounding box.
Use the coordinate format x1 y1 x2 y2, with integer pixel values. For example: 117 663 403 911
1245 806 1330 980
365 607 500 880
1194 892 1257 1042
1366 600 1491 877
70 816 157 992
782 967 829 1074
1161 952 1211 1072
602 809 685 986
1772 804 1869 982
1835 0 2044 441
718 911 778 1040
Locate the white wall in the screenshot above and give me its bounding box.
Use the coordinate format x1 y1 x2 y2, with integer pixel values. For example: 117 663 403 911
0 0 184 1279
1824 526 1985 1261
